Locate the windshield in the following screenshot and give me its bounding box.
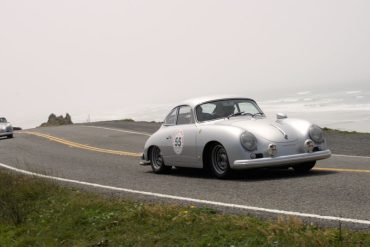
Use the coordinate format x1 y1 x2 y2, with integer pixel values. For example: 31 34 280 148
0 118 7 123
196 99 263 122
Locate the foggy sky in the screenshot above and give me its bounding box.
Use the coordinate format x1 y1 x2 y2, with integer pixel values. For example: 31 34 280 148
1 0 370 128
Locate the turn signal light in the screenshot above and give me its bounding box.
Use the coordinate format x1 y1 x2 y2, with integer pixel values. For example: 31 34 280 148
268 144 277 156
304 139 315 153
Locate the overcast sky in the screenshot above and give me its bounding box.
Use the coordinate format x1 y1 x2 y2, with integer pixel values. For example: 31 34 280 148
1 0 370 128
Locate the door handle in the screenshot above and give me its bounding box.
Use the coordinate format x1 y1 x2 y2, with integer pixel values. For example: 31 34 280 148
166 136 172 140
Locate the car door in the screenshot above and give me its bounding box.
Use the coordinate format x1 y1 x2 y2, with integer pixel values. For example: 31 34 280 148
169 105 199 168
159 107 179 165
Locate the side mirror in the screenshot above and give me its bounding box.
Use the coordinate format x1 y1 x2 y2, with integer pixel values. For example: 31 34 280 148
276 113 288 119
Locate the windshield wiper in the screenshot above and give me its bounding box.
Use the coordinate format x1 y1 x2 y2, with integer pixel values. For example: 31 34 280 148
252 112 264 117
227 112 264 119
240 112 264 117
227 111 245 119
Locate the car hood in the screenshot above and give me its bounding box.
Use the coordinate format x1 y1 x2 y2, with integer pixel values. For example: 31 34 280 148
214 117 299 142
0 123 11 128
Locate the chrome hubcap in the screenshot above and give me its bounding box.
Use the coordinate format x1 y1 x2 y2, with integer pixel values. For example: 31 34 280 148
212 145 229 174
151 147 163 169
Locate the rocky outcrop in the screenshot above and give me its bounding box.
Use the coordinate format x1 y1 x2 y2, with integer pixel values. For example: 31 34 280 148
40 113 73 127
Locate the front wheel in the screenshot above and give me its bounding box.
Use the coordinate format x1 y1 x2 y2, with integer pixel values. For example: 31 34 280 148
210 144 231 178
292 161 316 173
150 146 171 174
7 134 13 139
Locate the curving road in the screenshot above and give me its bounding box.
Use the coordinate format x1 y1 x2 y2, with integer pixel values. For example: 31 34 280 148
0 122 369 230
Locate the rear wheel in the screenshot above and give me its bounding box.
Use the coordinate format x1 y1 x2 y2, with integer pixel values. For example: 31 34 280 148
150 146 171 174
292 161 316 173
210 144 231 178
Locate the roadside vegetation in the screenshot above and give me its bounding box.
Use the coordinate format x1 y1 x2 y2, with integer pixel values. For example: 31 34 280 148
323 127 362 135
121 118 135 122
118 118 161 124
0 170 369 246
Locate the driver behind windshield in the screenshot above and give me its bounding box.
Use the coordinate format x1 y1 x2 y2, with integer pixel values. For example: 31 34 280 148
213 103 235 118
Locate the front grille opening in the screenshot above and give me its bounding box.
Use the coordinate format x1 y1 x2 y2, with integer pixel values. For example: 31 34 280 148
313 147 321 152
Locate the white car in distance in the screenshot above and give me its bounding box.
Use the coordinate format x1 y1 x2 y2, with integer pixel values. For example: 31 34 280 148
0 117 14 139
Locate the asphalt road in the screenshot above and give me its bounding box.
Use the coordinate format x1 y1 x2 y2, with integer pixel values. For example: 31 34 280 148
0 122 369 230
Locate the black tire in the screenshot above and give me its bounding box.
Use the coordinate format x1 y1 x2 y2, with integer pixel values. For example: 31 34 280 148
150 146 171 174
292 161 316 173
209 143 231 178
7 134 13 139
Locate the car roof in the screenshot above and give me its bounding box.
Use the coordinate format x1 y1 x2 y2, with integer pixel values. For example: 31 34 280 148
178 95 257 108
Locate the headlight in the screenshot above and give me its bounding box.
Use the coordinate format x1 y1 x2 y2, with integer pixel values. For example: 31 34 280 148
240 131 257 151
309 125 324 143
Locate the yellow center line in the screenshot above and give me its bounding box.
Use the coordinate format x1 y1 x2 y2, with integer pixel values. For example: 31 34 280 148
22 131 141 157
314 167 370 173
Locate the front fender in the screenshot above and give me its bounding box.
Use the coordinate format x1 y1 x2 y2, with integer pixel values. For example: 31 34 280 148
142 130 161 161
197 125 247 166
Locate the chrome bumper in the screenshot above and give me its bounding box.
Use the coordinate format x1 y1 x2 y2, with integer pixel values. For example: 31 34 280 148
232 150 331 170
139 153 151 166
0 131 13 137
140 160 151 166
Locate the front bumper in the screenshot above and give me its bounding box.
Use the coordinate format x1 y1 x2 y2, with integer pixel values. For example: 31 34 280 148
139 153 151 166
232 149 331 170
140 160 151 166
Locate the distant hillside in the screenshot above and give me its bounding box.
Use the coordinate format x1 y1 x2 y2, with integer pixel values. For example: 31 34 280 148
40 113 73 127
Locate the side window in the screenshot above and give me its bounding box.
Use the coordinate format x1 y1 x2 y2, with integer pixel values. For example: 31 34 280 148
196 103 217 121
177 106 194 125
164 108 178 125
199 103 216 114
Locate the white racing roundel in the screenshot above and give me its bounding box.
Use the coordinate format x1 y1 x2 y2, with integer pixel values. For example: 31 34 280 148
173 130 184 154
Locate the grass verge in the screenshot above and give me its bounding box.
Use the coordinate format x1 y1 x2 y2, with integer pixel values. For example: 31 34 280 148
323 127 364 135
0 170 369 247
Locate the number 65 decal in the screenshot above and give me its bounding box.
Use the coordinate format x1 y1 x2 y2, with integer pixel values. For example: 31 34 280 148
174 137 182 147
173 130 184 154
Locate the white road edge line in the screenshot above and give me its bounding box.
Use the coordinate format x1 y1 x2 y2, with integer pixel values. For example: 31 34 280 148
81 125 151 136
1 162 369 226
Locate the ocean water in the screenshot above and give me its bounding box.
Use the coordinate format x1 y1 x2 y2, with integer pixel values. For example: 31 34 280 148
262 110 370 133
259 90 370 133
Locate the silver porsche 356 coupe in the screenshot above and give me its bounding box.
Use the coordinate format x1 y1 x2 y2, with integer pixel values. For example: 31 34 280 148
140 96 331 178
0 117 14 139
